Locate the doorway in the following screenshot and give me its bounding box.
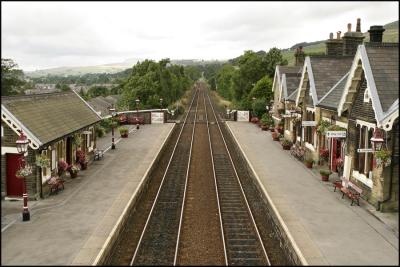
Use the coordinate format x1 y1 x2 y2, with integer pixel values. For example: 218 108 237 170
6 153 23 197
66 137 72 164
330 138 342 172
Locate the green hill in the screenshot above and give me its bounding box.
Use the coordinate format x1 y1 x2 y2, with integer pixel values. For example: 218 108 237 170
282 20 398 66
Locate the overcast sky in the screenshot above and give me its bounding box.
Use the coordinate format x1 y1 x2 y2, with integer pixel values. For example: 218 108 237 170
2 1 398 71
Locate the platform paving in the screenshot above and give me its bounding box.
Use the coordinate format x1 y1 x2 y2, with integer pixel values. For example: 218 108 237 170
1 123 175 265
226 121 399 266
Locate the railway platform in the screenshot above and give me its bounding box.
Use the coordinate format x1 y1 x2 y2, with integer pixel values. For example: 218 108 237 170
226 121 399 265
1 123 175 265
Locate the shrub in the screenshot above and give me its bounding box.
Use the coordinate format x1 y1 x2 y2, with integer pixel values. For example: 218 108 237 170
261 113 273 126
281 139 293 146
96 126 106 138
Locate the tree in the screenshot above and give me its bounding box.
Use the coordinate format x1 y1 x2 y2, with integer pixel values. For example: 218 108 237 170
1 58 26 96
216 64 235 100
248 76 273 103
264 47 288 77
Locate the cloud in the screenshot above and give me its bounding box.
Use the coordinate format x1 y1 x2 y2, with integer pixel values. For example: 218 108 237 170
1 1 398 70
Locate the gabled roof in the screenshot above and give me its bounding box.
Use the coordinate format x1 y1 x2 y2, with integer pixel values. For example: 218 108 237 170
273 65 302 103
296 56 353 107
338 43 399 131
287 88 298 102
1 91 101 148
317 72 349 110
87 97 113 117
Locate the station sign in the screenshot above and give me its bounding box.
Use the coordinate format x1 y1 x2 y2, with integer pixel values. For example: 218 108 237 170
151 112 164 124
357 148 374 153
237 111 249 122
326 131 347 138
302 121 317 127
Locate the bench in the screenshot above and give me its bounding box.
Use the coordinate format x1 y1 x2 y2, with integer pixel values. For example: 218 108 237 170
47 177 65 195
340 181 363 206
333 176 348 192
94 149 104 161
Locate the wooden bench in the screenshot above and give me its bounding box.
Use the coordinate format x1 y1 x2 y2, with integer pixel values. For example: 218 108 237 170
333 176 348 192
94 149 104 161
47 177 65 195
341 181 363 206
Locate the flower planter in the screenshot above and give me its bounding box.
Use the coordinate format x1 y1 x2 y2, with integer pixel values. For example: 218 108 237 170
277 128 284 134
305 162 313 168
121 133 129 138
321 175 329 181
282 144 291 150
69 171 78 178
261 125 269 131
80 162 87 170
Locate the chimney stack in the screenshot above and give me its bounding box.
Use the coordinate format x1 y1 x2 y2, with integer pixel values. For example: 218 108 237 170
343 19 365 56
368 25 385 43
294 46 305 66
326 31 343 56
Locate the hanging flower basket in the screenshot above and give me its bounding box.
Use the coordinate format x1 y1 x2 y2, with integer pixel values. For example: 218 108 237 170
375 149 391 167
16 164 33 179
35 154 50 168
72 134 82 147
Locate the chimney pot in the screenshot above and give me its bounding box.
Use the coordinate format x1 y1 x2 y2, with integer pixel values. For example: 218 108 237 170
336 31 341 39
329 32 333 39
347 23 352 32
356 18 361 32
368 25 385 43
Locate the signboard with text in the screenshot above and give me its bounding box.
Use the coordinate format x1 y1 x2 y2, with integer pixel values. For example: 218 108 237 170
357 148 374 153
237 111 250 122
326 131 347 138
151 112 164 124
302 121 317 127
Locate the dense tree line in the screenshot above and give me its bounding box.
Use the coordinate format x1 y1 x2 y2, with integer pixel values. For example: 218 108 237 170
1 58 26 96
117 58 198 111
213 48 287 114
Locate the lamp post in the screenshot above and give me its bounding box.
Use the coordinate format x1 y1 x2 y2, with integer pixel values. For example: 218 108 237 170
109 106 116 149
16 131 30 221
371 127 384 151
136 98 140 129
159 98 163 112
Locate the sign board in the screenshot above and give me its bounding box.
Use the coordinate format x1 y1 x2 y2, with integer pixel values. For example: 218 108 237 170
237 111 249 122
302 121 317 127
282 114 294 118
357 148 374 153
326 131 347 138
151 112 164 124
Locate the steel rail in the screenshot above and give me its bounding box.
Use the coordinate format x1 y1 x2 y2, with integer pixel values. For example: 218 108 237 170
130 88 199 266
173 86 200 265
206 91 271 266
203 90 229 266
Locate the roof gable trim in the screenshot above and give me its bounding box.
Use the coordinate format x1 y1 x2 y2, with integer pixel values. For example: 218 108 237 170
318 72 350 105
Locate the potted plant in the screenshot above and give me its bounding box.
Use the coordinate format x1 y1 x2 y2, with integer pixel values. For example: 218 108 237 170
68 164 80 178
317 120 331 135
16 164 33 179
250 116 259 124
76 150 88 170
375 149 391 168
260 113 272 131
57 159 69 176
119 126 129 138
320 169 332 181
304 158 314 169
319 148 329 165
271 130 280 141
281 139 293 150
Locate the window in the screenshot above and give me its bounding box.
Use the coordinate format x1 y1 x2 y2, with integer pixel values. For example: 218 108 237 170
305 111 315 145
356 125 373 175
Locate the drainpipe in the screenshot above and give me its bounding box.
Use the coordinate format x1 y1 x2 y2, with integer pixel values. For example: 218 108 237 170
376 129 395 211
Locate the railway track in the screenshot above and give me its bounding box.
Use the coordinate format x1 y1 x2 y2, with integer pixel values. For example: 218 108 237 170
109 81 289 266
130 87 199 266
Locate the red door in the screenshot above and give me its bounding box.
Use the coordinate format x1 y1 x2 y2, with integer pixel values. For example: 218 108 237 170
6 153 23 197
331 138 337 172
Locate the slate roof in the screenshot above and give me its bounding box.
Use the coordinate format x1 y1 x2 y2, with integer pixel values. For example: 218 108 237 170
364 43 399 112
287 88 298 102
87 96 113 117
2 91 101 145
284 73 301 99
309 56 354 101
278 66 302 75
317 72 349 110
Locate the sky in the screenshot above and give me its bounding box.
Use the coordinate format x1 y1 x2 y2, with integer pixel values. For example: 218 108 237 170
2 1 398 71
